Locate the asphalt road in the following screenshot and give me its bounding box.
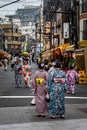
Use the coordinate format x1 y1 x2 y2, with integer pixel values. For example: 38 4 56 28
0 62 87 108
0 62 87 126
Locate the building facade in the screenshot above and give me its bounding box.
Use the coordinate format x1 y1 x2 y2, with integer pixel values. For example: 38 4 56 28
0 23 22 54
80 0 87 42
43 0 71 50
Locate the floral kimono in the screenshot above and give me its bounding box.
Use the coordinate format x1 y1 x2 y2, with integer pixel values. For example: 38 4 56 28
47 68 67 117
32 69 48 116
22 64 31 87
66 69 80 94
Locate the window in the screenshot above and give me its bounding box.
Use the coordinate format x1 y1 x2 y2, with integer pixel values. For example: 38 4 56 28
81 0 87 13
83 20 87 40
8 37 12 41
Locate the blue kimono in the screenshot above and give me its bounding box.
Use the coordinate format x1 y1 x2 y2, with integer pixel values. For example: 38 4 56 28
47 68 67 116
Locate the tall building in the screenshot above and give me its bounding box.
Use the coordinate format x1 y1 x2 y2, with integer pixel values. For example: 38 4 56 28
80 0 87 45
43 0 71 50
15 6 40 37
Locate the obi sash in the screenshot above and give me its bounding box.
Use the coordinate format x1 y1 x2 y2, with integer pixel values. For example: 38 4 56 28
53 78 65 83
36 78 45 87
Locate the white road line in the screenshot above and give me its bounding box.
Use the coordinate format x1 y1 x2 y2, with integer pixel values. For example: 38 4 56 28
65 96 87 99
0 96 35 98
0 96 87 99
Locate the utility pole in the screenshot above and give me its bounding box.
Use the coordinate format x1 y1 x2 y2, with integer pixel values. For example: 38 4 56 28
71 0 79 49
39 0 43 52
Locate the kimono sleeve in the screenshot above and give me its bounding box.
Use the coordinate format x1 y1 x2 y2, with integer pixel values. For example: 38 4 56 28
31 72 37 89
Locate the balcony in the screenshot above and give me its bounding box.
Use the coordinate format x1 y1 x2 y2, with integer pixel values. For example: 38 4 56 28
6 40 22 45
4 32 22 37
4 32 13 37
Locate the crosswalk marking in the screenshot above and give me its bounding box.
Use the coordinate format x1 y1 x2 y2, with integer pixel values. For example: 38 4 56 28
0 96 87 99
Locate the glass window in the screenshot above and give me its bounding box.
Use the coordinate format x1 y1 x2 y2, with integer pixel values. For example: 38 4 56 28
81 0 87 13
83 20 87 40
8 37 12 41
82 0 87 3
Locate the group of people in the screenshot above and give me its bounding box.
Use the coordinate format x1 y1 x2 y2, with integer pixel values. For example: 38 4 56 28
32 62 79 118
11 56 32 88
31 61 80 119
1 54 80 118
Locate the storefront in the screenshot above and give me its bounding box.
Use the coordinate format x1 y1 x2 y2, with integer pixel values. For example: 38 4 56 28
41 49 53 62
42 43 70 62
74 47 87 72
53 43 70 61
74 47 87 84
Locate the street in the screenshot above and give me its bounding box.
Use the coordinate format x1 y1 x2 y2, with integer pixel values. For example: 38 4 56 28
0 62 87 127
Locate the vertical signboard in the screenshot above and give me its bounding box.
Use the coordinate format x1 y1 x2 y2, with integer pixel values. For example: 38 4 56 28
63 23 69 39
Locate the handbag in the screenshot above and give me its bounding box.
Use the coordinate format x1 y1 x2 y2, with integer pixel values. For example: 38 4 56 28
45 93 50 102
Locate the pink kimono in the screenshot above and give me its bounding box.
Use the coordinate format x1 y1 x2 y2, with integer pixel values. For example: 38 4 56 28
32 69 48 115
66 70 80 94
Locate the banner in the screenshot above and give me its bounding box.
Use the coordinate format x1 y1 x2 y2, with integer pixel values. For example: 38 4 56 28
63 23 69 39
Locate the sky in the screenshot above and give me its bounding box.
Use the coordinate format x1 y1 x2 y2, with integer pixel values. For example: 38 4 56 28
0 0 42 17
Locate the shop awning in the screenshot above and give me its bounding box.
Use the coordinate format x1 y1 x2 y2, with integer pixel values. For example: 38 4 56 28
53 43 70 54
65 45 75 51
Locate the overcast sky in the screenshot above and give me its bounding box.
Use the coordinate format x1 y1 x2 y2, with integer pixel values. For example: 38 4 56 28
0 0 41 17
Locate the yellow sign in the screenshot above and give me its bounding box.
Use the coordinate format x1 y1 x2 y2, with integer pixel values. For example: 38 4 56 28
79 40 87 47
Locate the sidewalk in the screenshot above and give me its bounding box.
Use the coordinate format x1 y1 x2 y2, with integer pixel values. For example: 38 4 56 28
0 103 87 129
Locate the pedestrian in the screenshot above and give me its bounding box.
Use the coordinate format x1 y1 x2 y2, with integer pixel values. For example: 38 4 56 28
47 61 67 119
66 66 80 95
14 58 22 88
31 62 48 117
22 58 32 87
48 62 55 74
3 57 8 71
44 59 49 71
10 56 15 71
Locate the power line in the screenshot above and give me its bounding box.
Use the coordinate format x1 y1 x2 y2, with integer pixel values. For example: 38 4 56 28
0 0 20 8
0 0 40 4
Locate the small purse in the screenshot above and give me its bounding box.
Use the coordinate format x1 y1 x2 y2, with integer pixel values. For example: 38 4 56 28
45 93 50 103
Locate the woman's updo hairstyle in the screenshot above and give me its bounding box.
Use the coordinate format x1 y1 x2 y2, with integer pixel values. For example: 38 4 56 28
54 61 61 68
38 62 45 69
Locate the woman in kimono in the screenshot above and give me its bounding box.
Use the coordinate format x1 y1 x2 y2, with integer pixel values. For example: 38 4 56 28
47 62 67 119
66 66 80 94
22 58 31 87
14 58 22 87
32 62 48 117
